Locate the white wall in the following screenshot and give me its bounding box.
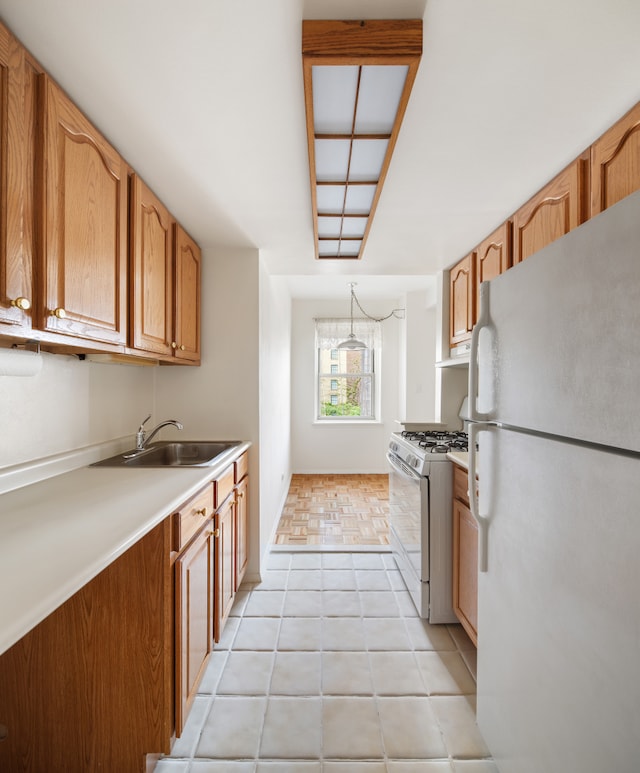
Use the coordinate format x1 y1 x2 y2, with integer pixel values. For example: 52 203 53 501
258 262 292 560
290 297 401 474
400 290 438 421
0 350 155 470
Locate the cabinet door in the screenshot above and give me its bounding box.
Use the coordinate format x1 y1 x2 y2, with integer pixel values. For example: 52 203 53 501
475 222 511 317
235 476 248 590
40 76 127 345
449 252 475 346
452 497 478 646
214 496 235 643
0 29 37 333
173 224 201 362
130 175 173 356
512 156 588 264
175 523 213 736
591 101 640 216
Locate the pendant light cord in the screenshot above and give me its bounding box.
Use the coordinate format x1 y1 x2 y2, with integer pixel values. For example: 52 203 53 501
349 283 404 323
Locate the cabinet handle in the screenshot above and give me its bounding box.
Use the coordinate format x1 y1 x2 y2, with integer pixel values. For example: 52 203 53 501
237 491 244 499
171 341 177 349
180 344 186 351
11 296 31 311
51 307 67 319
195 507 207 517
213 528 220 538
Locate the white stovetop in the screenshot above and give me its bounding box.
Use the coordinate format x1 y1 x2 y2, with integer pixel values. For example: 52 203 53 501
0 442 250 656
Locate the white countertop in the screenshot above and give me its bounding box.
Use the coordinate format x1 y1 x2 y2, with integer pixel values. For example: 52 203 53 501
0 442 250 656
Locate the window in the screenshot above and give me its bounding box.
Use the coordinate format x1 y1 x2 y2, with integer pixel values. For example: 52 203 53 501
315 318 380 420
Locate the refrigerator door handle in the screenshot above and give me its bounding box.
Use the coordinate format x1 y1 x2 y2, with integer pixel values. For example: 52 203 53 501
469 420 491 572
469 280 492 422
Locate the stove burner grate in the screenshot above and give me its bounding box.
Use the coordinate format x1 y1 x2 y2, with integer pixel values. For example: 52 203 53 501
400 429 468 453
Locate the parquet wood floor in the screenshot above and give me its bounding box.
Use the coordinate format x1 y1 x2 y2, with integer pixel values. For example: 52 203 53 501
274 473 390 546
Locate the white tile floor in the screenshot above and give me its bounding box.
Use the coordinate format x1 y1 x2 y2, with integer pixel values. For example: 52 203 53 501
157 552 496 773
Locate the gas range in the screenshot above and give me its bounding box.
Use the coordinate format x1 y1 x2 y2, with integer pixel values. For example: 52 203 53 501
388 430 468 476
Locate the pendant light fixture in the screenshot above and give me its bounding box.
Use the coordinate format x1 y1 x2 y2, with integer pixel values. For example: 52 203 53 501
337 282 405 350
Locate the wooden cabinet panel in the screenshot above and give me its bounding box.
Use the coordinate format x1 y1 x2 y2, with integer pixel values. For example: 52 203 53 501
591 101 640 215
235 450 249 484
453 464 470 507
174 484 214 551
175 522 213 737
0 29 38 334
130 174 173 356
449 252 475 346
235 475 249 590
475 222 511 316
453 497 478 646
173 224 201 362
214 464 235 509
512 157 588 264
39 76 127 345
214 495 235 643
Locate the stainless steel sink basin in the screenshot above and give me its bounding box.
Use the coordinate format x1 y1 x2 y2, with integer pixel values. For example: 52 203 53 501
91 441 242 468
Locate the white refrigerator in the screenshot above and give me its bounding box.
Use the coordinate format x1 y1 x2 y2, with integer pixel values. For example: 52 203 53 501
468 189 640 773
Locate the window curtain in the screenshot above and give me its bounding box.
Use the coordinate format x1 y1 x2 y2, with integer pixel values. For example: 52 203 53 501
314 318 381 350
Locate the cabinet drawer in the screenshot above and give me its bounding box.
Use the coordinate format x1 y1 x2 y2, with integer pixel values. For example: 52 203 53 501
214 464 235 509
234 451 248 484
175 485 213 551
453 465 470 506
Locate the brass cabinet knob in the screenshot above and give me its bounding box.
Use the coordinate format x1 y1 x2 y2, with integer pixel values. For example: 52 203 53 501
180 345 186 351
171 342 177 349
213 527 220 538
195 507 207 517
237 491 244 499
11 296 31 311
51 307 67 319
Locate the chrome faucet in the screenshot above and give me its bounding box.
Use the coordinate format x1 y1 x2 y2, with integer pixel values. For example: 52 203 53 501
136 414 184 450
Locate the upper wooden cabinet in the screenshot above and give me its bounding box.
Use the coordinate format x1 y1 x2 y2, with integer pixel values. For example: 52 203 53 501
39 76 128 345
449 252 475 347
0 28 38 334
475 222 511 317
173 224 201 362
130 178 201 363
130 174 174 357
591 101 640 216
512 156 588 265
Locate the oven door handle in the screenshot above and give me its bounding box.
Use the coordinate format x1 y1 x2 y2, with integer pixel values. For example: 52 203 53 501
386 451 422 481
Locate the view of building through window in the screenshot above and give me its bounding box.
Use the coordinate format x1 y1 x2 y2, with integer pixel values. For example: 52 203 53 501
317 346 374 418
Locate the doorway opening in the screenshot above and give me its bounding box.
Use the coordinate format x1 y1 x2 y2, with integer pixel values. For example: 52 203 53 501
273 474 389 550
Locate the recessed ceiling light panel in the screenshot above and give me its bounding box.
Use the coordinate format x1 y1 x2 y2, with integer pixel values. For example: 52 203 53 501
302 20 422 260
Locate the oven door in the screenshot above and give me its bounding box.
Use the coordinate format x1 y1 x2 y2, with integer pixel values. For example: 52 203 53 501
387 450 429 615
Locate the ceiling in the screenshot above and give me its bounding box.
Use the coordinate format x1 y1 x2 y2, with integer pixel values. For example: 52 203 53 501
1 0 640 299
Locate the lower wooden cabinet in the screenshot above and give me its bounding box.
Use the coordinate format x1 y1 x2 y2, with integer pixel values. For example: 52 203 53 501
235 474 249 590
214 493 236 642
452 464 478 646
0 519 174 772
0 455 250 769
175 520 213 736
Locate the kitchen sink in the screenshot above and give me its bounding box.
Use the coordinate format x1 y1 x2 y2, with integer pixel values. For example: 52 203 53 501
91 441 242 468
